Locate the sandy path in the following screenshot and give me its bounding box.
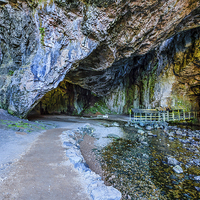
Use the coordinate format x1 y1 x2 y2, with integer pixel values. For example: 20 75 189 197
0 128 91 200
80 134 103 177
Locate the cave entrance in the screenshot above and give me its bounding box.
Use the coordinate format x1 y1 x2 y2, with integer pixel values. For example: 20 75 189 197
30 80 100 116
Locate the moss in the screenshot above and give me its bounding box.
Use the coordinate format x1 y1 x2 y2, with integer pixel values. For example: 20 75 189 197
0 120 47 131
55 0 115 8
77 0 115 7
84 100 111 115
39 27 45 46
26 0 52 9
8 70 14 76
8 109 14 115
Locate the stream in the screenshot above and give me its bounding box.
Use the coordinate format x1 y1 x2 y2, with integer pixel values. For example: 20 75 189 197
99 123 200 199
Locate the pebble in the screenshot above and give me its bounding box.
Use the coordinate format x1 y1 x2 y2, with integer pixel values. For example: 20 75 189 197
138 130 144 134
112 122 119 127
139 122 145 127
176 130 182 135
195 186 200 191
194 176 200 181
143 154 149 158
169 137 174 140
138 136 145 142
141 142 148 146
147 132 154 136
146 126 152 130
193 159 200 166
167 157 179 166
168 132 174 137
154 124 159 129
134 124 140 129
173 165 183 173
179 139 189 144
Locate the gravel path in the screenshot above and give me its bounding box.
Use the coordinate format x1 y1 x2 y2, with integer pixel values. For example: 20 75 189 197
0 128 91 200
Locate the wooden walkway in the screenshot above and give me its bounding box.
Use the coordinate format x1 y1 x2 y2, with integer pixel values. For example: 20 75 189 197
130 109 198 122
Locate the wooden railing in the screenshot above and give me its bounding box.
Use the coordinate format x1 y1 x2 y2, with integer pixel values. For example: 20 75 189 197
130 109 198 122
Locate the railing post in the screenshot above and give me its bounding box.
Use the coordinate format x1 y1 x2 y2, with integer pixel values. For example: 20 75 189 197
163 113 165 122
172 110 174 121
183 110 185 120
189 112 191 120
167 111 169 121
178 110 180 121
150 113 152 121
145 113 147 122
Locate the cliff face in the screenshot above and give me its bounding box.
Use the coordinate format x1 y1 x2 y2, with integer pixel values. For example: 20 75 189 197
104 27 200 114
0 0 199 116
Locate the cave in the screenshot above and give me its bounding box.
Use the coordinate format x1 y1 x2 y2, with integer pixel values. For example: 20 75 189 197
28 26 200 117
1 1 200 200
0 0 199 117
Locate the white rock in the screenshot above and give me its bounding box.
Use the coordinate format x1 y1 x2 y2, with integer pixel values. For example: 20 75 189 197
173 165 183 173
112 122 119 127
146 126 152 130
91 186 122 200
147 132 154 136
194 176 200 181
167 157 179 166
137 129 144 134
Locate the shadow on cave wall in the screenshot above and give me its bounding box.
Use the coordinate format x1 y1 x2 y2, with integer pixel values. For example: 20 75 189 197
30 81 101 116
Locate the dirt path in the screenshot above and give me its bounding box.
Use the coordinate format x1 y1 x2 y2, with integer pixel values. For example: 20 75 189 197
0 128 91 200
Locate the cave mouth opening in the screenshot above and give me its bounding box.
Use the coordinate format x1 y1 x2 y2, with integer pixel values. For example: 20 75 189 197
29 80 109 117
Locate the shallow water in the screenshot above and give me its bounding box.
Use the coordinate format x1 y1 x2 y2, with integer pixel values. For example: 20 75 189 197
100 125 200 199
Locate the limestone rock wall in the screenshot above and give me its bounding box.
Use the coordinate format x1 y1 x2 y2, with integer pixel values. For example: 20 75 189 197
0 0 199 117
104 27 200 113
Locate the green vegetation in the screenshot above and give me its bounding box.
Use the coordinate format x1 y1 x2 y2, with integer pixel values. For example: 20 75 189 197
84 100 111 115
8 70 14 76
8 108 14 115
80 0 115 7
124 60 159 112
0 120 46 132
39 27 45 45
55 0 115 8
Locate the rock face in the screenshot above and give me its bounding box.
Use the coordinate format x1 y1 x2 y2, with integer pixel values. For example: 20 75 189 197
103 26 200 113
0 0 199 117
